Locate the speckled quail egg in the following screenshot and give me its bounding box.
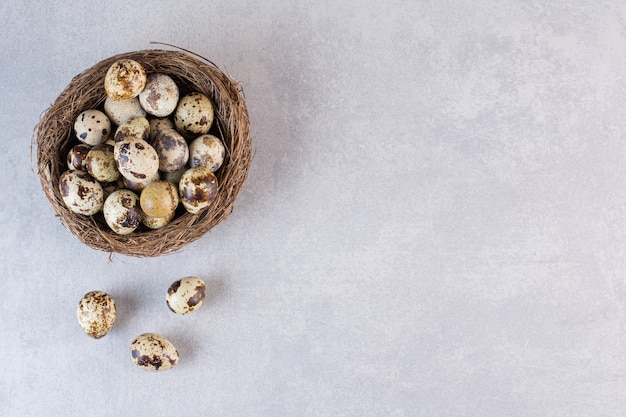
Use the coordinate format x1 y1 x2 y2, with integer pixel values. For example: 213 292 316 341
103 189 141 235
153 128 189 173
140 180 179 219
114 136 159 183
123 170 160 193
130 333 179 372
85 144 119 183
148 117 175 142
58 170 104 215
166 276 206 315
104 59 147 100
141 209 175 230
67 143 92 170
104 96 147 126
113 116 150 142
189 134 226 172
179 167 218 214
139 73 179 117
174 92 214 137
74 109 111 146
77 291 116 339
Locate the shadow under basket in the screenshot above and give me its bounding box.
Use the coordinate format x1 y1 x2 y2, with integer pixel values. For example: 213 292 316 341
34 49 252 257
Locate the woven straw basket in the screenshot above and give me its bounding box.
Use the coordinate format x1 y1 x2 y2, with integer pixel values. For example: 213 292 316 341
34 49 252 257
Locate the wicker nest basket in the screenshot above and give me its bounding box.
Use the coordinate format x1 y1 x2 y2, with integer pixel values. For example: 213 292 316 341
34 49 252 257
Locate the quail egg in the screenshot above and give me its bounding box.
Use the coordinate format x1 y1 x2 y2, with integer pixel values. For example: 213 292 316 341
130 333 179 372
113 116 150 142
139 73 179 117
179 167 218 214
166 276 207 315
104 59 147 100
114 136 159 183
153 128 189 173
58 170 104 215
74 109 111 146
103 189 141 235
148 117 175 142
174 92 214 137
67 143 92 170
139 180 179 219
189 134 226 172
77 291 116 339
104 96 147 126
141 209 175 230
85 143 119 183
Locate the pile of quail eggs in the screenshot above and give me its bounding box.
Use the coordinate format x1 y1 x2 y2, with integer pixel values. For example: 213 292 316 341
59 58 226 234
77 276 206 371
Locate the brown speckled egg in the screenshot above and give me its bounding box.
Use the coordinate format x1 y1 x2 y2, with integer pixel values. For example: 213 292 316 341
85 144 119 183
130 333 179 372
166 276 206 315
77 291 116 339
58 170 104 215
153 128 189 173
139 73 179 117
104 59 147 100
74 109 111 146
67 143 92 170
103 189 141 235
114 137 159 183
140 180 179 219
113 116 150 142
189 134 226 172
174 92 214 137
148 117 175 142
179 167 218 214
141 209 174 230
104 96 147 126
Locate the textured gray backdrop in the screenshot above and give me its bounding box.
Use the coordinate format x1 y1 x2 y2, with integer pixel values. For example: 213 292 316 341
2 1 626 416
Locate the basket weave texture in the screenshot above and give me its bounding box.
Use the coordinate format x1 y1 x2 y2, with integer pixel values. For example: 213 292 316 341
35 49 252 257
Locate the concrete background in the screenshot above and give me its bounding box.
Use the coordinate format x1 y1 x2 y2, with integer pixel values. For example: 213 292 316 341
2 1 626 415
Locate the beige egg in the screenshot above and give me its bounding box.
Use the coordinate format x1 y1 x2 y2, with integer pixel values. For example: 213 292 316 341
189 134 226 172
140 180 179 218
148 117 175 142
139 73 179 117
153 128 189 173
179 167 219 214
114 137 159 183
166 276 206 315
67 143 92 170
85 144 119 183
77 291 116 339
113 116 150 142
141 209 175 230
74 109 111 146
104 96 147 126
58 170 104 215
103 189 141 235
130 333 179 372
104 59 147 100
174 92 214 137
123 170 160 193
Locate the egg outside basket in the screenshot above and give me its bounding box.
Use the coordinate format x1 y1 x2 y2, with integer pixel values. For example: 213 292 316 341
34 49 252 257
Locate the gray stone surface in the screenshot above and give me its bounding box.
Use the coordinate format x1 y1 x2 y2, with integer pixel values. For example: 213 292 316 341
2 1 626 415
